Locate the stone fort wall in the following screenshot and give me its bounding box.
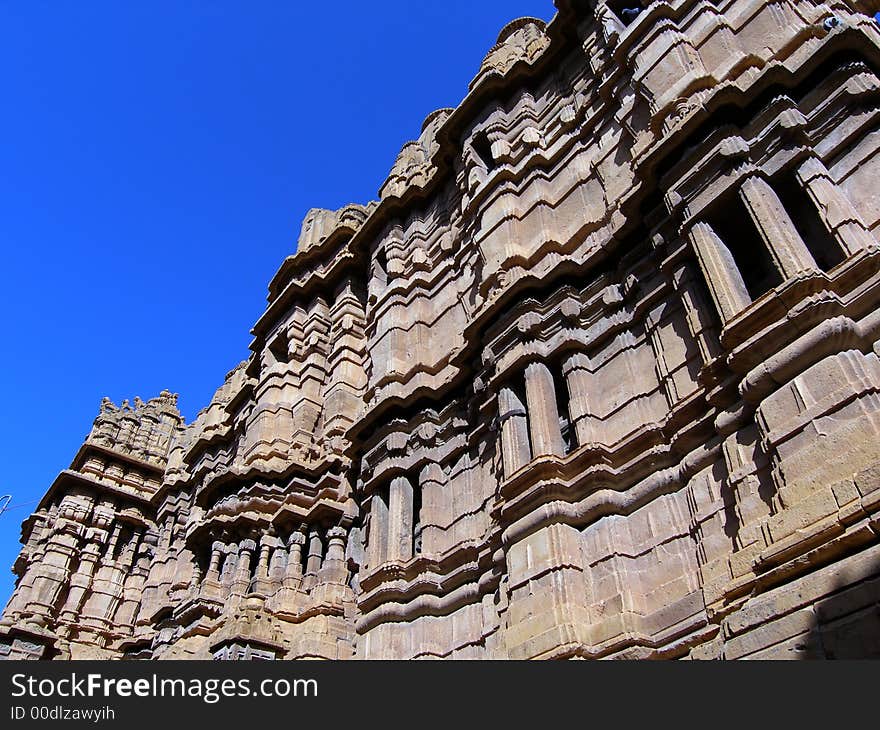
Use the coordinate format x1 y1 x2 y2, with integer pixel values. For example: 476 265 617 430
4 0 880 659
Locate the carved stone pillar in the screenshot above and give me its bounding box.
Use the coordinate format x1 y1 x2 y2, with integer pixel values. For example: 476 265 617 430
256 540 272 581
739 174 817 278
688 221 752 322
367 490 389 569
134 529 160 627
250 537 275 596
118 531 138 570
795 156 876 256
283 532 306 590
231 540 255 596
498 384 531 477
160 516 175 552
205 542 224 582
58 539 102 625
25 527 82 625
325 528 346 563
387 475 414 563
672 261 723 363
219 548 236 586
104 522 122 559
524 360 565 458
305 528 323 578
418 463 447 554
113 543 151 632
187 556 202 592
562 352 593 446
268 542 288 584
320 527 348 584
386 229 406 277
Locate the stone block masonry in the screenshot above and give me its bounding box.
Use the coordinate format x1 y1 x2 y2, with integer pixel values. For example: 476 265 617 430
4 0 880 659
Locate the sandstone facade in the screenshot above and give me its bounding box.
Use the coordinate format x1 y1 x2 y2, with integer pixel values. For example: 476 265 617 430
3 0 880 660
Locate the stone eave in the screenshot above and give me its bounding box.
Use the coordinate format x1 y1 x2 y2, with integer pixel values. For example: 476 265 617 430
348 26 880 442
249 233 360 345
246 3 577 351
70 441 166 477
645 26 880 193
32 468 156 521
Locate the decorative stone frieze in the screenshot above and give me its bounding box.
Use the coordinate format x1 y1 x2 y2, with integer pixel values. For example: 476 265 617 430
4 1 880 659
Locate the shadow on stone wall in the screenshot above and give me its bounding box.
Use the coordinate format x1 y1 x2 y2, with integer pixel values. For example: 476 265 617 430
802 551 880 659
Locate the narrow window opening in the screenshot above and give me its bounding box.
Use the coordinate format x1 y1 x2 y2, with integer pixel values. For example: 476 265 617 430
472 132 496 173
774 171 846 272
412 480 423 557
607 0 646 26
113 524 134 561
348 274 368 309
268 331 289 364
708 195 783 300
369 246 388 297
553 365 577 455
689 259 722 334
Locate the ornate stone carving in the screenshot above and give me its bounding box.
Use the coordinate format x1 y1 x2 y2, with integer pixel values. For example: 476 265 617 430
379 108 452 200
4 0 880 661
469 18 550 91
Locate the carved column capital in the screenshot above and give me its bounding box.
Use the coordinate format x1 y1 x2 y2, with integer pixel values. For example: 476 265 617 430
327 526 347 542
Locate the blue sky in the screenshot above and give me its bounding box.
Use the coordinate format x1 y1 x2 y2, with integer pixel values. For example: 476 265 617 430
0 2 556 603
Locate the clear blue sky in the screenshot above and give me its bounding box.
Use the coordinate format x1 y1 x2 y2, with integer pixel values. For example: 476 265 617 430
0 2 556 603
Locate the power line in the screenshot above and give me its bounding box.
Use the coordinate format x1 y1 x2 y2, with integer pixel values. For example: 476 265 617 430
0 496 40 516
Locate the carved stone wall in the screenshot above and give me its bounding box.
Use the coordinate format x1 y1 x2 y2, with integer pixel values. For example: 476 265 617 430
4 0 880 659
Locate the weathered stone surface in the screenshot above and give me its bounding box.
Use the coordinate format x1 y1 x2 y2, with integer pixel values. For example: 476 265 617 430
4 0 880 660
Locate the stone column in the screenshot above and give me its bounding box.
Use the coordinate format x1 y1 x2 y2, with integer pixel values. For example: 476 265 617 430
305 528 324 578
134 529 160 627
301 528 323 591
524 360 565 458
231 540 255 595
562 352 593 446
256 540 272 582
283 532 306 590
795 156 876 256
219 548 236 586
58 539 102 625
418 463 447 554
25 527 82 626
250 537 275 597
187 555 202 592
104 523 122 560
268 542 288 584
113 543 151 632
672 261 723 362
367 490 389 569
160 516 175 552
386 230 406 277
687 221 752 321
321 527 348 584
205 542 224 582
739 174 817 278
498 383 531 477
325 527 347 564
118 532 138 570
387 475 414 563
